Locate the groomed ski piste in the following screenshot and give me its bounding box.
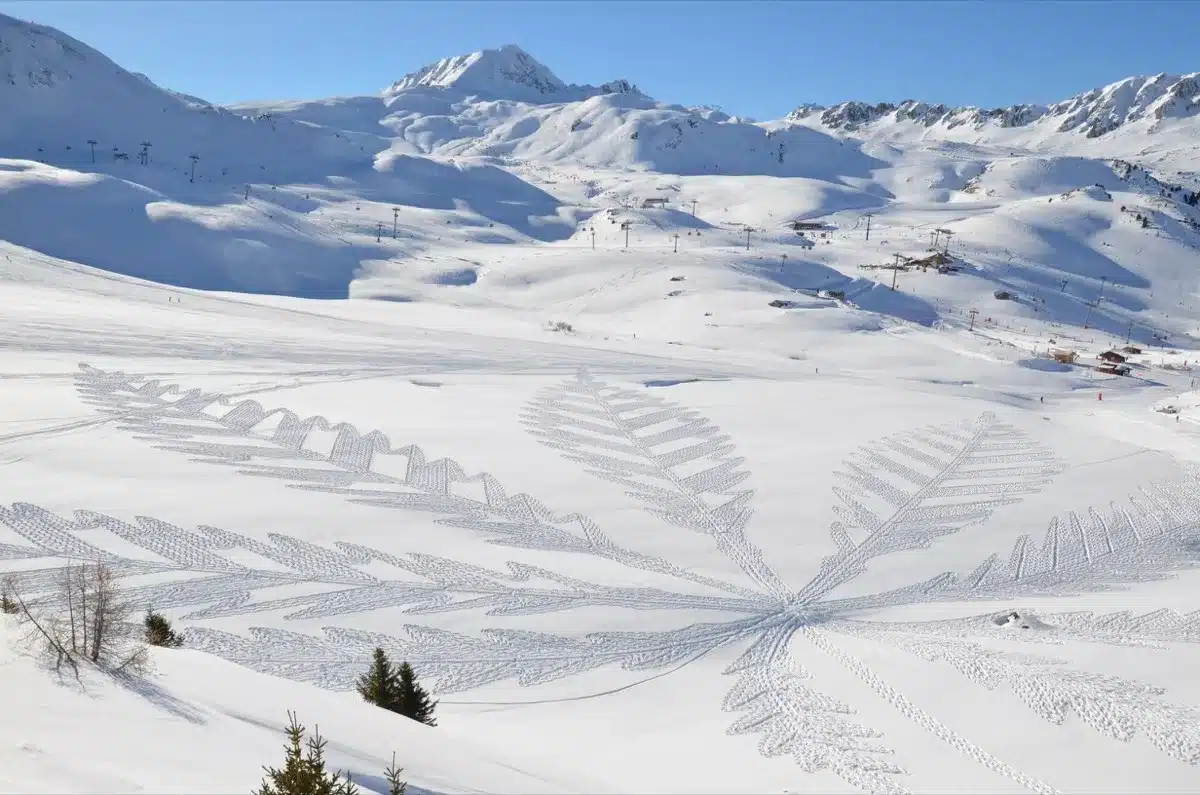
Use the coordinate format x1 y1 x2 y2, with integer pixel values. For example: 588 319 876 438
2 12 1200 794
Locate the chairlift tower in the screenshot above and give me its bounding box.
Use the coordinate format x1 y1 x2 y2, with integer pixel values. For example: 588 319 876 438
744 226 756 250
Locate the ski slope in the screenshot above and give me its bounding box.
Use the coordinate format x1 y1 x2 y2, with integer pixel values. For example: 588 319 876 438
3 11 1200 795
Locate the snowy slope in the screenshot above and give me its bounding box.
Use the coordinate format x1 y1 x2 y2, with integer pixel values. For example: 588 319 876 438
0 623 606 794
3 264 1200 793
3 14 1200 794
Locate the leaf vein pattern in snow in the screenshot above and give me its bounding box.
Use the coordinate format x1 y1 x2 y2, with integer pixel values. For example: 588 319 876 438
11 363 1195 793
521 371 788 599
72 363 756 599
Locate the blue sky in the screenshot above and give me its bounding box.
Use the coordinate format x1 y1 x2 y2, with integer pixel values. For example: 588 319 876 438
2 1 1197 118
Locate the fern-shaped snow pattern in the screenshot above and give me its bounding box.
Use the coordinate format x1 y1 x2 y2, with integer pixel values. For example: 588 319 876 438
24 364 1200 793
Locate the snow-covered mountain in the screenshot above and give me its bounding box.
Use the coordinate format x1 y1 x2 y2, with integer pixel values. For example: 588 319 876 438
232 47 858 178
786 72 1200 142
232 50 1200 180
4 11 1200 795
0 13 367 178
6 7 1199 172
2 7 1199 318
384 43 642 103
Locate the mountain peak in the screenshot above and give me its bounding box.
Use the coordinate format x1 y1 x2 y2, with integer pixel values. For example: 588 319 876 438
385 44 567 98
383 45 646 104
1 12 106 86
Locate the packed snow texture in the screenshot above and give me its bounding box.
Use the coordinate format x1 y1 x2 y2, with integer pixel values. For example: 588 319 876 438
3 10 1200 795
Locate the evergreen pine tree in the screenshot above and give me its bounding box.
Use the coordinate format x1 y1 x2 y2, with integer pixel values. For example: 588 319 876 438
144 610 184 647
382 753 407 795
395 662 438 727
256 711 359 795
355 648 399 711
298 725 358 795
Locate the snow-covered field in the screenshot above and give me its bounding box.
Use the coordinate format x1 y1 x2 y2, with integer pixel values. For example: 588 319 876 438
3 11 1200 794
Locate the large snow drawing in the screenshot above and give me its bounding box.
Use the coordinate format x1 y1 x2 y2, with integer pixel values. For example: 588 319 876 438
1 363 1199 793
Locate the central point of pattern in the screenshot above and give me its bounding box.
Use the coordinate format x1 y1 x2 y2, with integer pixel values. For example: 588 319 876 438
782 601 823 625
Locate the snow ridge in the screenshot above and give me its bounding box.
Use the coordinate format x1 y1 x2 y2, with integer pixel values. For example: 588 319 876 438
788 72 1200 137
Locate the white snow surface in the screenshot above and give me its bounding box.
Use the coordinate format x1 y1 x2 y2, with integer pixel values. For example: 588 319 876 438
2 11 1200 795
0 622 600 794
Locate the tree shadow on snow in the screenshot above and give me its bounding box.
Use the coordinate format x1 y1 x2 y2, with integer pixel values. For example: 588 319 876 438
29 657 207 725
347 773 435 795
110 669 208 724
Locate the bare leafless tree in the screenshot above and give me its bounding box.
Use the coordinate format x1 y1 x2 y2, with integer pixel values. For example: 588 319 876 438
3 562 149 677
4 572 78 675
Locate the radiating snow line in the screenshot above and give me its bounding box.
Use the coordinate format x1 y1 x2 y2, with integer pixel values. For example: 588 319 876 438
441 641 721 707
805 628 1060 795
